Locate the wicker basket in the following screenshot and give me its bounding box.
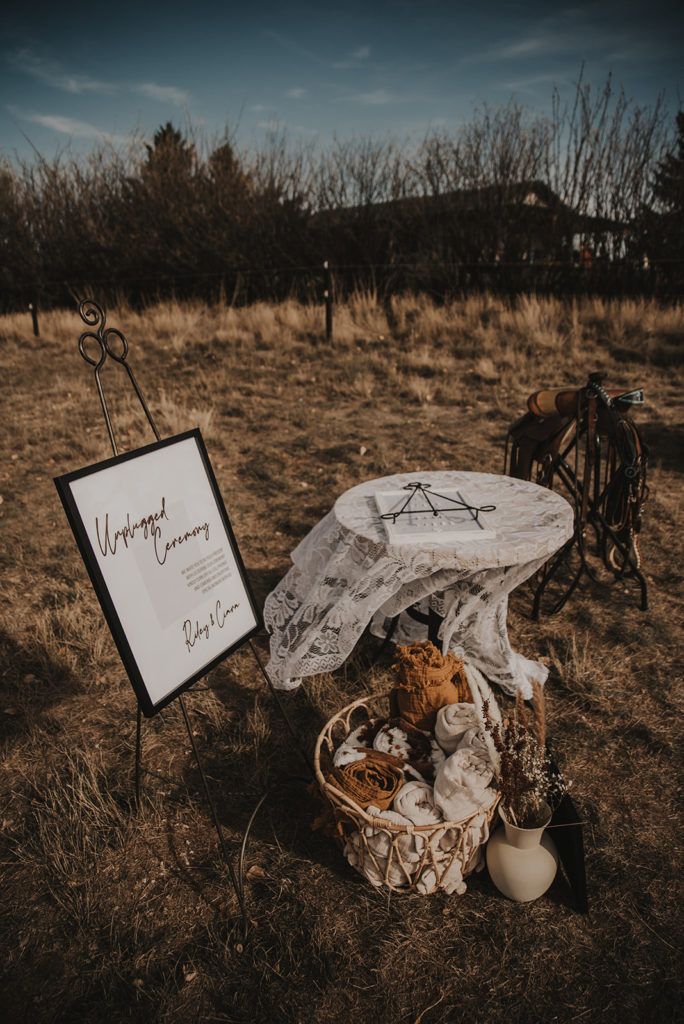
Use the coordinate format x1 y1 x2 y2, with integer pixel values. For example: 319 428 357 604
314 690 500 894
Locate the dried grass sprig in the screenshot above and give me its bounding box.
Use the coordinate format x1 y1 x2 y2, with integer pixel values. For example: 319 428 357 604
483 688 567 828
531 680 546 749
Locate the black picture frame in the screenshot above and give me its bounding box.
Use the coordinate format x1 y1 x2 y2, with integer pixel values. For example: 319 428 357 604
54 428 262 717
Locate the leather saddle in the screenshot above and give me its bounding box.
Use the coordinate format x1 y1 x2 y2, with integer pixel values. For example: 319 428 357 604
508 380 646 488
528 386 644 419
506 374 649 612
507 409 574 481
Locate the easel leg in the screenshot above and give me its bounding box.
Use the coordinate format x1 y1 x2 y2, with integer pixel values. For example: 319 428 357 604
178 694 248 930
248 640 314 778
134 704 143 808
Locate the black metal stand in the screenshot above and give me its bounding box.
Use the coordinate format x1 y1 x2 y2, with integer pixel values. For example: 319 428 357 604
528 424 649 620
76 298 312 938
505 376 649 620
134 704 142 808
177 693 247 922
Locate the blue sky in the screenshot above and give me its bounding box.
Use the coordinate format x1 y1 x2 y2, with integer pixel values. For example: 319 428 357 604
1 0 682 160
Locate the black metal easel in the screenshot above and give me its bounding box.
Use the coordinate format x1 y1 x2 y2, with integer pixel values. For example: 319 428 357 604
76 299 312 935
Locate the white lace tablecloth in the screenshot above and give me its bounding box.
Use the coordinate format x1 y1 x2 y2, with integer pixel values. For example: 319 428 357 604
264 471 573 698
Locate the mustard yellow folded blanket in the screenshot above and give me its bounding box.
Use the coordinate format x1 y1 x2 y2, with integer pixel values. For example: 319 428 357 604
331 749 404 811
390 641 471 730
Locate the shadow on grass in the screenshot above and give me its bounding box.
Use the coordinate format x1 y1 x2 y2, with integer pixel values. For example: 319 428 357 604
0 629 81 743
641 419 684 473
244 565 284 612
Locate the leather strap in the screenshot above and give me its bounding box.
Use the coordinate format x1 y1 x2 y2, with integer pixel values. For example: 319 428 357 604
581 394 598 528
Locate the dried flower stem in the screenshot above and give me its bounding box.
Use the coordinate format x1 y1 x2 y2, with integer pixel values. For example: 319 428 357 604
483 687 566 829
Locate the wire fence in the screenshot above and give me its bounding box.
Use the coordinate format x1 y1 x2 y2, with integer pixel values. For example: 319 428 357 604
4 256 683 340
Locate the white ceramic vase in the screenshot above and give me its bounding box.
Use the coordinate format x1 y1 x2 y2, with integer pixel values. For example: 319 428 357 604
486 803 558 903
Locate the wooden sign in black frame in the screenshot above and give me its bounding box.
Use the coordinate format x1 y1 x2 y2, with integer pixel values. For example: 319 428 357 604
54 428 261 717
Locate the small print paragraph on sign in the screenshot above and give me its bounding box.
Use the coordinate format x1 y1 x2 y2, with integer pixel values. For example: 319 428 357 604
182 548 232 595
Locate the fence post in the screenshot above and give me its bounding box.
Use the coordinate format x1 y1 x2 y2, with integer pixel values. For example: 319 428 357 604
323 260 333 342
28 299 39 337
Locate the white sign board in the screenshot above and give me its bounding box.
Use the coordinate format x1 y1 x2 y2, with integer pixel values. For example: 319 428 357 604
55 430 260 715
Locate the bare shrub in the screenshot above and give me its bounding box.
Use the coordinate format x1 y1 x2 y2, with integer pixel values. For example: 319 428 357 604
0 77 677 312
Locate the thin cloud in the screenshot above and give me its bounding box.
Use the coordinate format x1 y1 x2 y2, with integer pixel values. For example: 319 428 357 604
501 72 570 93
266 31 373 71
461 31 570 65
285 87 307 99
264 30 325 66
6 48 114 94
499 35 556 59
343 88 395 105
6 48 190 106
8 106 126 143
136 82 189 106
460 6 668 68
332 46 373 69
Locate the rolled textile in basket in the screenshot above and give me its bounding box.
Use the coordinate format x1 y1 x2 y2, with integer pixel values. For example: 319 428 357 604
332 749 404 811
457 726 490 762
439 789 498 875
344 804 419 888
390 642 471 730
393 780 443 826
416 855 467 896
373 718 446 781
433 748 494 822
434 703 481 755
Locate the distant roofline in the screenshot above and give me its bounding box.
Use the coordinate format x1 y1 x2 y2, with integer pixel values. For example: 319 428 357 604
311 179 626 229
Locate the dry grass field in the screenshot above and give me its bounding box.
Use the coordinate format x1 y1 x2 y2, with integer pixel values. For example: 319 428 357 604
1 293 682 1023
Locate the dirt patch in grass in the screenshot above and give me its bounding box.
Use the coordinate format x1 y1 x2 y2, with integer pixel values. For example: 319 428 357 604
1 293 682 1023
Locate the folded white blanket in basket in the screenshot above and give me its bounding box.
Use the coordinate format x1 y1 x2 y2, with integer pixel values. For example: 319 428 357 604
416 856 466 896
434 703 480 754
343 804 419 888
393 780 443 826
457 725 490 762
439 789 498 874
433 748 494 822
464 662 502 774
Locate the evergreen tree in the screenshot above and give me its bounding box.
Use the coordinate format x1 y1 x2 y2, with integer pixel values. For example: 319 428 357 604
124 123 200 278
653 111 684 213
643 111 684 264
142 122 196 181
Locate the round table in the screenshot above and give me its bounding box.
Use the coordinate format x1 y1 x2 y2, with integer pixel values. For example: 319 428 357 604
264 471 574 698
